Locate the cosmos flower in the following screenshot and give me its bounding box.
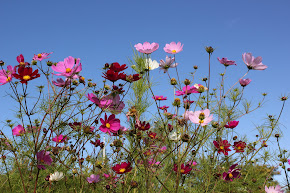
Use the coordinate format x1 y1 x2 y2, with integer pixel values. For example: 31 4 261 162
16 54 29 66
175 85 199 96
13 66 40 84
134 42 159 54
158 105 169 111
213 140 231 156
52 135 67 143
152 95 167 101
173 163 192 174
99 113 120 135
36 150 53 170
239 78 252 87
0 65 15 85
147 131 157 139
224 121 239 129
144 58 159 70
233 141 247 153
109 62 128 72
242 53 267 70
223 164 241 181
49 171 64 182
265 185 284 193
135 121 150 131
52 78 71 87
86 174 100 183
112 162 132 174
51 56 82 77
217 57 236 66
164 42 183 54
189 109 213 126
33 52 52 61
12 125 25 136
169 132 181 141
159 56 178 73
193 84 208 93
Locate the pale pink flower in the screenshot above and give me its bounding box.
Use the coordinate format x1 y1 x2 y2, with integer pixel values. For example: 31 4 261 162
134 42 159 54
239 78 251 87
242 53 267 70
189 109 213 126
159 56 178 73
175 85 199 96
163 42 183 54
33 52 52 61
183 110 194 121
51 56 82 77
86 174 100 183
265 185 284 193
0 65 15 85
12 125 25 136
36 150 53 170
217 57 236 66
52 78 71 87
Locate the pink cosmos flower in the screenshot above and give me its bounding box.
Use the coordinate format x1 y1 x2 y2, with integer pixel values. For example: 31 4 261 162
224 121 239 129
189 109 213 126
159 146 167 153
217 57 236 66
52 78 71 87
16 54 29 66
33 52 52 61
242 53 267 70
159 56 178 73
36 150 53 170
99 113 120 135
193 84 208 93
265 185 284 193
0 65 15 85
52 135 67 143
51 56 82 77
12 125 25 136
175 85 199 96
86 174 100 183
134 42 159 54
183 111 194 121
239 78 252 87
152 95 167 101
223 164 240 181
288 159 290 165
187 161 197 167
163 42 183 54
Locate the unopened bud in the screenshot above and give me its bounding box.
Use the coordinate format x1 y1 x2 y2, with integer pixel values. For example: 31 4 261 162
193 65 198 69
171 78 177 85
205 46 215 54
184 79 191 85
46 61 53 66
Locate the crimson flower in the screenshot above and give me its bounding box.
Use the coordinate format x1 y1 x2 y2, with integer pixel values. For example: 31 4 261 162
135 121 150 131
158 105 169 111
13 66 40 84
36 150 53 170
217 57 236 66
109 62 128 72
147 131 157 139
233 141 247 153
152 95 167 101
102 69 123 82
99 113 120 135
52 135 67 143
213 140 231 155
224 121 239 129
120 74 141 82
112 162 132 174
173 163 192 175
223 164 240 181
16 54 29 66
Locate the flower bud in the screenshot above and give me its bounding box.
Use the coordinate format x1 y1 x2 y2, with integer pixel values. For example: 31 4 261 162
211 121 219 128
233 136 237 140
0 60 5 66
275 134 280 138
281 96 288 101
172 98 181 107
205 46 215 54
181 134 190 142
131 181 138 188
193 65 198 69
31 60 37 65
171 78 177 85
184 79 191 85
202 77 207 81
72 80 79 85
46 61 53 66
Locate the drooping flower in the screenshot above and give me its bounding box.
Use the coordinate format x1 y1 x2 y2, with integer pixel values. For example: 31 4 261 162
217 57 236 66
112 162 132 174
144 58 159 70
86 174 100 183
173 163 192 174
233 141 247 153
52 135 67 143
265 185 284 193
33 52 52 61
134 42 159 54
213 140 231 155
224 121 239 129
16 54 29 66
159 56 178 73
99 114 120 135
239 78 252 87
164 42 183 54
36 150 53 170
12 125 25 136
152 95 167 101
51 56 82 77
13 66 40 84
175 85 199 96
135 121 150 131
0 65 15 85
223 164 241 181
49 171 64 182
189 109 213 126
52 78 71 87
169 132 181 141
242 53 267 70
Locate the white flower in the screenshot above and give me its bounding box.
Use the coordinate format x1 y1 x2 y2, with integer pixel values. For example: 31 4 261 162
168 132 181 141
145 58 159 70
49 171 64 182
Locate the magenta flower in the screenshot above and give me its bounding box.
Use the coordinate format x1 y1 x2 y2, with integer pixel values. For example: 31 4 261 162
175 85 199 96
86 174 100 183
265 185 284 193
187 161 197 167
189 109 213 126
16 54 29 66
0 65 15 85
288 159 290 165
134 42 159 54
242 53 267 70
159 146 167 153
52 135 67 143
51 56 82 77
223 164 240 181
99 113 120 135
239 78 252 87
36 150 53 170
163 42 183 54
33 52 52 61
159 56 178 73
12 125 25 136
224 121 239 129
152 95 167 101
52 78 71 87
217 57 236 66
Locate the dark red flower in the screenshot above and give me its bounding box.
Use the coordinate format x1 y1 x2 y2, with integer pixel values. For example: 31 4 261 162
223 164 240 181
109 62 128 72
102 69 121 82
135 121 150 131
213 140 231 155
224 121 239 129
147 131 157 139
69 122 82 131
233 141 247 153
112 162 132 174
13 67 40 84
158 106 169 111
173 163 192 175
120 74 141 82
16 54 30 66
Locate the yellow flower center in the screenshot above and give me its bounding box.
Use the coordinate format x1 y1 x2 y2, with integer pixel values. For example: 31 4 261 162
158 97 162 100
66 68 72 73
141 126 145 130
106 123 110 128
172 50 176 53
119 168 126 173
229 173 233 178
180 169 185 174
238 146 241 149
37 54 42 58
6 77 11 82
199 120 204 123
20 62 25 66
220 146 224 150
23 75 31 81
80 77 85 81
59 139 62 142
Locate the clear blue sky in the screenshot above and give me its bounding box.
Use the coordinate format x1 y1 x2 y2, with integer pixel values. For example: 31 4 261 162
0 0 289 183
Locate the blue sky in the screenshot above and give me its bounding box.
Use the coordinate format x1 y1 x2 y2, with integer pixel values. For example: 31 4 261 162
1 0 289 184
